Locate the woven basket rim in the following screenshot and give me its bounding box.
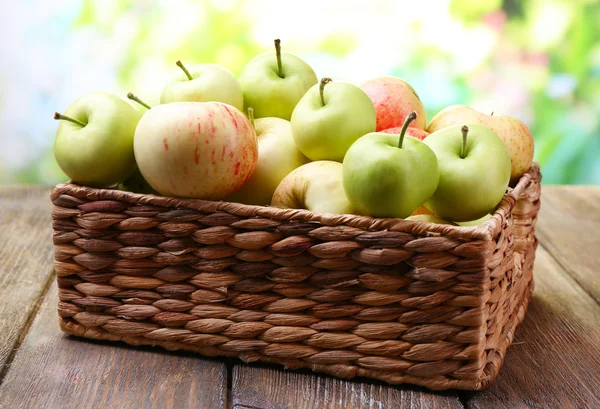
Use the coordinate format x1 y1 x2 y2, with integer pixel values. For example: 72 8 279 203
51 162 540 242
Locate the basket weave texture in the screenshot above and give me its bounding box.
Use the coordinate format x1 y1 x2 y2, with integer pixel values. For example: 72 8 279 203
51 163 541 391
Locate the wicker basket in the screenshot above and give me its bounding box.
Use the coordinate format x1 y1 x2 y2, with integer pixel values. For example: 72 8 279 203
51 163 541 391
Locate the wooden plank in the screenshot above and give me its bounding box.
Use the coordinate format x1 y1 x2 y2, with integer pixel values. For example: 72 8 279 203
0 281 228 409
0 186 54 373
463 246 600 409
231 365 463 409
536 186 600 304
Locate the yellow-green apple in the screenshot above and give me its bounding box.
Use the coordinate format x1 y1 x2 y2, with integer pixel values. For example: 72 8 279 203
427 105 534 184
160 61 243 111
122 93 158 194
226 108 308 205
456 213 493 226
239 39 317 120
272 161 354 214
406 214 457 225
343 112 439 218
134 102 257 199
424 125 511 222
381 126 429 140
291 78 376 162
361 76 427 131
53 92 142 187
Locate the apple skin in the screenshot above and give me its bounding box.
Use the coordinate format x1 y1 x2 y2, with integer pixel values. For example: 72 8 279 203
134 102 258 199
361 76 427 131
427 105 534 184
406 214 457 225
160 64 243 111
456 213 493 226
291 81 376 162
119 168 157 194
272 161 354 214
54 92 142 187
423 124 511 222
381 126 429 140
239 51 317 120
226 117 309 205
343 133 439 219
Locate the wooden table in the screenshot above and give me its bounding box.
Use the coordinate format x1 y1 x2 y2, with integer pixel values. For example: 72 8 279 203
0 186 598 409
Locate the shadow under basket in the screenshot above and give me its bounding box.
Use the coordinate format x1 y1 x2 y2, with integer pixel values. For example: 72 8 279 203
51 163 541 391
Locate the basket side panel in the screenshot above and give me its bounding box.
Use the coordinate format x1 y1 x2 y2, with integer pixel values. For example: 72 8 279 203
479 165 541 387
51 186 505 391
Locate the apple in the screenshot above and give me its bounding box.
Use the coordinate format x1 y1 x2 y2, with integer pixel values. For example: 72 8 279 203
238 39 318 120
53 92 142 187
381 126 429 140
427 105 534 184
423 124 511 222
406 214 457 225
272 161 354 214
456 213 493 226
134 102 258 199
160 61 244 111
226 108 308 205
120 168 157 194
343 112 439 218
291 78 376 162
361 76 427 131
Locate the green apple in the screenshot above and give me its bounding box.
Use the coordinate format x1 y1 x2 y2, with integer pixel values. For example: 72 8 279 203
456 213 493 226
424 124 511 222
160 61 243 111
428 105 534 184
272 161 354 214
239 39 317 120
291 78 376 162
406 214 457 225
53 92 142 187
343 112 439 218
226 108 308 205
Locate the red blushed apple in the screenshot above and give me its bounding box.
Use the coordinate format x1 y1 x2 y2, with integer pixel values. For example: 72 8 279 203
134 102 258 199
381 127 429 141
361 76 427 131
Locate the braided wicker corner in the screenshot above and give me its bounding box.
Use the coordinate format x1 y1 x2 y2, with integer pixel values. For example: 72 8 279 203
51 163 541 391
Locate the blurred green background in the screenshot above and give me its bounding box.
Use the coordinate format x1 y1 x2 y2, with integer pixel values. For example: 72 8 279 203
1 0 599 185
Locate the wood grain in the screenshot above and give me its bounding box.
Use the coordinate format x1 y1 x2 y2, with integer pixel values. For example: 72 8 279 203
231 364 464 409
0 281 228 409
462 245 600 409
0 186 54 373
537 186 600 304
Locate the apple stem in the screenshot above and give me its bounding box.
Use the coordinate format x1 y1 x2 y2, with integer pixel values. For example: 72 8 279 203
460 125 469 159
491 111 494 116
127 92 152 109
397 111 417 149
247 107 255 130
53 112 86 127
319 78 332 106
176 60 193 80
274 39 283 78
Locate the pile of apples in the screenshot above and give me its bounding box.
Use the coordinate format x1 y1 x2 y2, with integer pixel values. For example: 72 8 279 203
54 39 534 225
